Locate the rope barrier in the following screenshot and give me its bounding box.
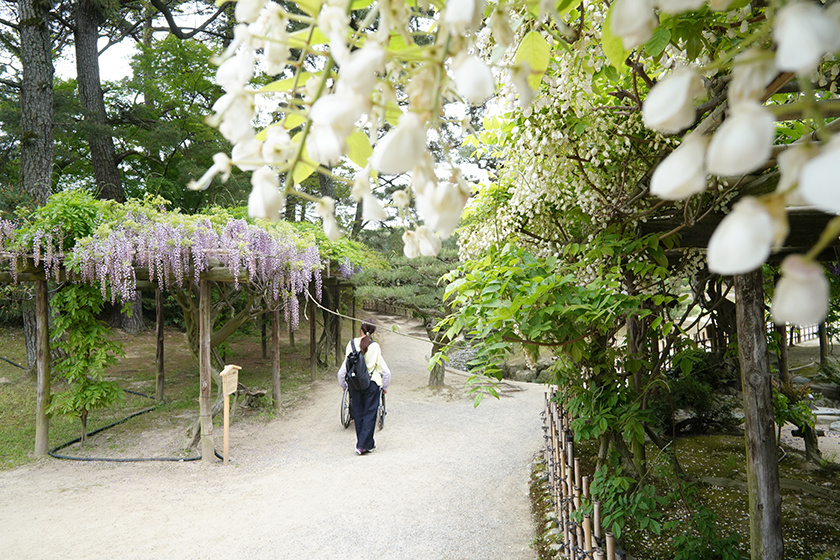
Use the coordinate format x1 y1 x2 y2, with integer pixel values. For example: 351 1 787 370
304 288 436 345
49 389 223 463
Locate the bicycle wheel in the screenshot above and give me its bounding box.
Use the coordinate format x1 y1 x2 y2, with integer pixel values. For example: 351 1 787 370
377 391 386 430
341 387 352 428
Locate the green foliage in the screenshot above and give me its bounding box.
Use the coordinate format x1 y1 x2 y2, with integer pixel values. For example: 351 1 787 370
47 285 125 441
772 389 815 432
290 221 386 272
16 190 111 253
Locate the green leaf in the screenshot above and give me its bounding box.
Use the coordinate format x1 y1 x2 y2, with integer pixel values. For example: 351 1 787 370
514 31 551 90
259 73 313 93
602 4 630 72
345 129 373 168
644 27 671 58
293 0 322 16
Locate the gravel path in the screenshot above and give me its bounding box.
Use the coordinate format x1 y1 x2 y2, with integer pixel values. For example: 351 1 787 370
0 316 544 560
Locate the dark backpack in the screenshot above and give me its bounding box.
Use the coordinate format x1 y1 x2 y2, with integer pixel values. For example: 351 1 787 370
345 339 371 391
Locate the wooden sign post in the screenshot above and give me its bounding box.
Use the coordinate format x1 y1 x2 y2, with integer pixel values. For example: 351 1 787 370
220 364 242 465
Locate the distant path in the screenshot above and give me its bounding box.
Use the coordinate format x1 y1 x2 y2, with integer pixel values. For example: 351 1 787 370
0 315 544 560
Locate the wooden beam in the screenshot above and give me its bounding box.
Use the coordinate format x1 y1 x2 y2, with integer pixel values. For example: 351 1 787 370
155 287 165 402
34 279 50 456
334 283 341 367
199 279 215 463
735 269 783 559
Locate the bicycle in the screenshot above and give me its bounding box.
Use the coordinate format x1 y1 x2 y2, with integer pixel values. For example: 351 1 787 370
341 386 386 431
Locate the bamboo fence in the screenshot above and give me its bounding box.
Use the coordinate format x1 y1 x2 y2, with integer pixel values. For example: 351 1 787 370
542 389 616 560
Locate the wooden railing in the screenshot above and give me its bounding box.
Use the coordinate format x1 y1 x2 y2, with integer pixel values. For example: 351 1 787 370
361 299 414 317
543 390 617 560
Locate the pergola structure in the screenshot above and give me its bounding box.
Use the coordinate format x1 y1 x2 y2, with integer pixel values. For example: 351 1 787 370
0 197 365 462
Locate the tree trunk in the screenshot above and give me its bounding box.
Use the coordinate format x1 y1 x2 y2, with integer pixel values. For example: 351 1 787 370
23 301 37 372
316 282 338 366
75 0 125 202
121 289 145 333
775 323 790 388
19 0 54 205
735 269 784 560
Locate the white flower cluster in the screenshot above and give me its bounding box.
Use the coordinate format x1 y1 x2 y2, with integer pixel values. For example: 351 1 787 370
636 1 840 325
191 0 545 255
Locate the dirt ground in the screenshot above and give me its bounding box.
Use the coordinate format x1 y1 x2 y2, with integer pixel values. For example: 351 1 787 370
0 316 544 560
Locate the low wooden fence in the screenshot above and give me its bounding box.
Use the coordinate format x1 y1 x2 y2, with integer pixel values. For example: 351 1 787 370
361 299 414 317
543 390 617 560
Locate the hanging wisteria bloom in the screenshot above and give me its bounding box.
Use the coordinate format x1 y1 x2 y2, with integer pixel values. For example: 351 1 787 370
231 138 264 171
650 133 708 199
370 113 427 175
610 0 657 50
188 153 233 191
728 48 778 103
707 197 777 275
444 0 484 36
642 67 705 134
337 43 386 98
774 2 840 75
392 189 411 208
210 87 257 144
316 196 341 241
706 101 775 176
249 4 291 75
451 53 495 105
402 229 421 258
798 137 840 213
248 167 284 221
416 180 471 239
772 255 830 326
415 226 442 257
235 0 265 24
261 126 295 166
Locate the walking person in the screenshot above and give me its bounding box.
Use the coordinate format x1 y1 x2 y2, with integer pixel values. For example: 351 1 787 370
337 321 391 455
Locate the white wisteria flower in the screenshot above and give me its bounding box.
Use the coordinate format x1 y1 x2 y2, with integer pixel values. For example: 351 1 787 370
416 180 471 238
650 133 708 199
799 136 840 213
706 101 775 176
316 196 341 241
775 143 816 200
231 138 264 171
774 2 840 75
363 194 387 222
337 43 385 98
250 4 291 75
248 167 284 221
307 124 345 166
310 93 364 137
188 153 233 191
402 230 421 258
642 67 704 133
235 0 265 24
415 226 442 257
318 5 350 64
729 48 777 103
351 170 371 202
392 189 411 208
451 53 495 105
610 0 657 50
772 255 830 326
444 0 483 36
261 126 295 165
707 197 775 275
216 49 255 91
210 88 257 144
370 113 427 175
510 63 536 108
656 0 704 14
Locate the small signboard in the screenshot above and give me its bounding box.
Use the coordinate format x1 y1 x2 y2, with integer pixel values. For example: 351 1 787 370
220 364 241 396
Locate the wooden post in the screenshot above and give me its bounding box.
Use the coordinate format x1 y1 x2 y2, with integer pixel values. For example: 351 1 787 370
219 365 241 466
34 278 50 456
272 306 281 410
775 322 790 388
309 283 317 382
199 279 215 463
819 322 829 369
605 533 616 560
334 283 342 367
260 309 267 359
593 500 602 540
155 287 165 402
735 270 783 559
